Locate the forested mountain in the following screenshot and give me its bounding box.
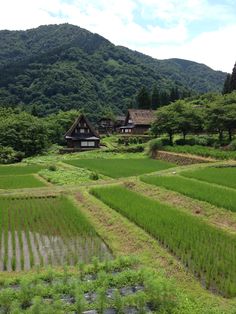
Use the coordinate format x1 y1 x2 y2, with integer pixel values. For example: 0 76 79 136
0 24 227 117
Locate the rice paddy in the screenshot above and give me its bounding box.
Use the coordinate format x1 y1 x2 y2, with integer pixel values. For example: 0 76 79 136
91 185 236 297
181 166 236 189
0 164 46 189
0 165 44 176
0 196 111 271
0 175 47 189
141 175 236 213
64 158 175 178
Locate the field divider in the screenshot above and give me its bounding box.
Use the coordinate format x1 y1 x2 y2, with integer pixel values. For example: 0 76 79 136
91 185 236 297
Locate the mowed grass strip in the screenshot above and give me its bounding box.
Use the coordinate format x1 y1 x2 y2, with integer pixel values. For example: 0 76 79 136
0 175 46 189
0 164 44 176
91 185 236 297
181 166 236 189
141 175 236 213
64 158 175 178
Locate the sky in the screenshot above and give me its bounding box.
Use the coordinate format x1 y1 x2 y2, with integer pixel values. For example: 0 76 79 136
0 0 235 72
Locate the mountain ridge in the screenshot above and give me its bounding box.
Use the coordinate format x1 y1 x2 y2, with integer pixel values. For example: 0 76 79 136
0 23 227 116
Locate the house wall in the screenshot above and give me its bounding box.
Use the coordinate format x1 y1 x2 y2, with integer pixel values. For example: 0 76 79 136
67 139 100 149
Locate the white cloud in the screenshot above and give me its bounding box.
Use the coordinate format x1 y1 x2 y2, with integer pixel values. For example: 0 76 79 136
138 24 236 72
0 0 235 72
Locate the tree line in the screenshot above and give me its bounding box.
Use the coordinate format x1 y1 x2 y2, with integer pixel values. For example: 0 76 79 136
151 92 236 144
0 108 80 162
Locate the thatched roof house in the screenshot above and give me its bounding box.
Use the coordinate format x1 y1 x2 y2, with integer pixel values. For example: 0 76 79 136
120 109 156 134
65 114 100 150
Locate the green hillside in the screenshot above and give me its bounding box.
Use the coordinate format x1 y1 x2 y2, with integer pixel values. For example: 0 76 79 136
0 23 227 116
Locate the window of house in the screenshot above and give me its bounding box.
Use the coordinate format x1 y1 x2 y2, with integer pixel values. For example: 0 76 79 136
80 128 85 133
81 141 88 147
81 141 95 147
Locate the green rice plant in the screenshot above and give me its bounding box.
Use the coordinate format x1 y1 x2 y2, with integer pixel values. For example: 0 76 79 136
64 158 175 178
164 145 236 160
0 175 46 189
0 196 111 271
0 164 44 176
141 175 236 212
181 166 236 189
91 185 236 297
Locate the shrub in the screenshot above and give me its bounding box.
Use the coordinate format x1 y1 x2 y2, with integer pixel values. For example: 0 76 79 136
48 164 57 171
0 146 24 164
228 139 236 151
147 138 163 157
89 172 99 180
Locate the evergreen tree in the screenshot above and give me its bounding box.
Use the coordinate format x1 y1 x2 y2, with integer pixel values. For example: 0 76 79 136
170 87 180 102
222 74 231 94
229 62 236 92
159 91 170 106
136 86 151 109
151 85 160 109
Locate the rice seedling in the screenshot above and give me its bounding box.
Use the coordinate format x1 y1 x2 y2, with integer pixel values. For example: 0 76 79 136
164 145 236 160
91 185 236 297
0 175 47 189
0 196 111 271
64 158 175 178
181 166 236 189
0 164 44 176
141 175 236 212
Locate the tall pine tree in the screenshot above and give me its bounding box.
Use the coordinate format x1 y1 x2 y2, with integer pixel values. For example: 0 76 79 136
222 74 231 94
151 85 160 109
136 86 151 109
229 62 236 92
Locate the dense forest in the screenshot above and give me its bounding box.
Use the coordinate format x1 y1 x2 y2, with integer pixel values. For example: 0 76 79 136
0 24 227 117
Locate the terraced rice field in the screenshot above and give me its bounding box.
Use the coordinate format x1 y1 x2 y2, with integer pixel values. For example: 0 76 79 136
91 185 236 297
0 175 46 189
0 164 46 189
181 166 236 189
141 175 236 213
0 196 111 271
64 158 175 178
0 165 44 176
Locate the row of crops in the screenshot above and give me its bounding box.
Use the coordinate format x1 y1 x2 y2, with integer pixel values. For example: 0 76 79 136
0 257 177 313
164 145 236 160
0 196 111 271
91 185 236 297
141 174 236 213
180 166 236 190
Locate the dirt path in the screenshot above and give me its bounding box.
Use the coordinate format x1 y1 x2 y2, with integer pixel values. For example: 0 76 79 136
75 188 236 312
129 180 236 234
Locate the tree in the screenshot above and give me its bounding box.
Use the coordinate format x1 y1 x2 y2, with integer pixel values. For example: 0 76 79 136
151 105 179 144
0 112 49 156
45 110 80 145
229 62 236 92
136 86 151 109
159 91 170 106
170 87 180 103
173 101 203 140
151 85 160 109
222 74 231 94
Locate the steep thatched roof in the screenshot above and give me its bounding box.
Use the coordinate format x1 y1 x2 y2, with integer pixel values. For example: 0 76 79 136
65 114 100 138
126 109 156 125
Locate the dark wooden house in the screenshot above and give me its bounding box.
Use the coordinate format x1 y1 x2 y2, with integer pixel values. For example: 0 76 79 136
98 115 126 134
120 109 155 134
98 117 115 134
65 114 100 150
